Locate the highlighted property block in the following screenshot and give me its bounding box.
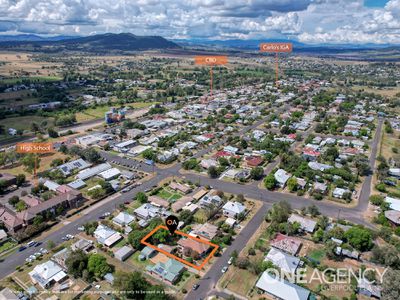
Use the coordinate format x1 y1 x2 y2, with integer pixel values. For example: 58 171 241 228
141 225 219 271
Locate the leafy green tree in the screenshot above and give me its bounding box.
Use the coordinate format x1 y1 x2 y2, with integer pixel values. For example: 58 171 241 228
266 201 291 223
87 254 112 278
250 167 264 180
344 226 373 251
263 174 276 190
21 154 40 174
113 271 151 299
136 191 148 203
287 177 298 192
15 174 26 187
142 148 157 161
65 250 88 278
208 166 220 178
47 127 59 138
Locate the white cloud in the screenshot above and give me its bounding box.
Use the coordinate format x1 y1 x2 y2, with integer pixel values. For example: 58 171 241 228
0 0 398 44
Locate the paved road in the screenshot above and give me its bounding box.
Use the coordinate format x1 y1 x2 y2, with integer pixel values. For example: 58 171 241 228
186 203 270 300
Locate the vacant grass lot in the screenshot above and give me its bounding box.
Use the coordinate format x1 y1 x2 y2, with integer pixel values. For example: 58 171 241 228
0 115 54 132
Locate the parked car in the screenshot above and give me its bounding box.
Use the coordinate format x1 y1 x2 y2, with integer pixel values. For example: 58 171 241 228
78 226 85 231
27 241 35 247
221 266 228 273
192 284 200 290
18 246 27 252
228 257 234 265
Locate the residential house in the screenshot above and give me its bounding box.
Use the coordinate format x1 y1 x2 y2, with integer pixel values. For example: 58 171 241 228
199 193 222 208
222 201 246 219
245 156 264 167
288 214 317 233
71 239 94 253
265 248 300 274
270 233 302 256
0 207 23 232
146 259 185 284
332 187 350 199
313 182 328 194
29 260 68 289
178 238 210 257
274 169 291 188
169 182 191 194
200 158 217 169
385 210 400 225
134 203 164 221
255 271 310 300
385 196 400 211
94 224 122 247
191 223 218 241
308 162 333 172
112 212 135 227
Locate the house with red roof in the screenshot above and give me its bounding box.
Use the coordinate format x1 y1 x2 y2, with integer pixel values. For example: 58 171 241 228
302 149 321 161
245 156 264 167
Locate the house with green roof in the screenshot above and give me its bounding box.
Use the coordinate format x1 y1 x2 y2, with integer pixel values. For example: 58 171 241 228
146 258 185 284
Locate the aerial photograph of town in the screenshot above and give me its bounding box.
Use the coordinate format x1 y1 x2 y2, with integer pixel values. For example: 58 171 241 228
0 0 399 300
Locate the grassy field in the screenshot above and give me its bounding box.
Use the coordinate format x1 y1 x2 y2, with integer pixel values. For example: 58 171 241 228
308 248 326 263
219 267 258 298
0 115 54 132
0 76 62 85
1 151 69 179
156 187 182 202
352 85 400 98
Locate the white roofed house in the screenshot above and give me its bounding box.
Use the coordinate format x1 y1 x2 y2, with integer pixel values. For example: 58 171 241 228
255 271 310 300
112 211 135 227
265 248 301 274
134 203 167 221
94 224 122 247
288 214 317 233
222 201 246 219
29 260 68 289
332 187 351 199
274 169 291 188
199 193 222 208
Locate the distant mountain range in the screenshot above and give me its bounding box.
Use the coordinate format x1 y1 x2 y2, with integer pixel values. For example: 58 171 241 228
175 38 400 51
0 33 180 52
0 33 399 58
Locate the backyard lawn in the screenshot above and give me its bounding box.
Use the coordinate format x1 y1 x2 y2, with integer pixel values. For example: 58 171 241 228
156 187 183 202
308 248 326 263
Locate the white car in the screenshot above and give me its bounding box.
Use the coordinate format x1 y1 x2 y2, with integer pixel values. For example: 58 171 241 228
221 266 228 273
25 258 32 263
34 252 42 257
103 212 111 217
228 257 234 265
66 234 74 239
29 255 36 260
77 226 85 231
40 248 48 254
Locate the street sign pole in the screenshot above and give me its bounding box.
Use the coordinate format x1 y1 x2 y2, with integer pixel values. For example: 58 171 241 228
194 55 228 101
259 43 293 88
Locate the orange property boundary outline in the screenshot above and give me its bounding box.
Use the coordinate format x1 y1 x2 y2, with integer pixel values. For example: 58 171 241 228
141 225 219 271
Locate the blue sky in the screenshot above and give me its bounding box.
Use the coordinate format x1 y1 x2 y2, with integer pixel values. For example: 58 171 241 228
0 0 399 44
364 0 389 7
